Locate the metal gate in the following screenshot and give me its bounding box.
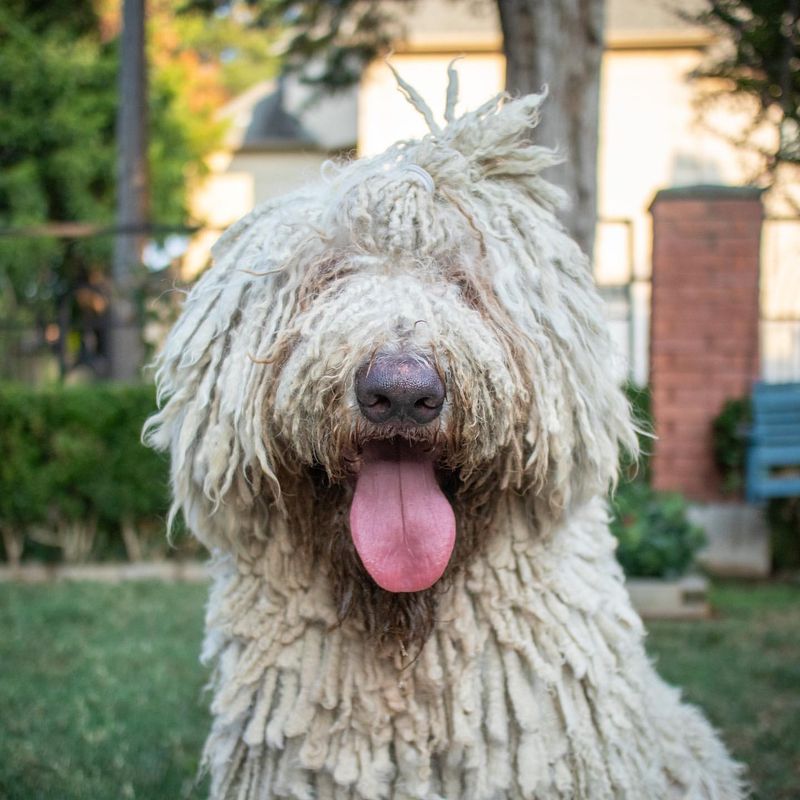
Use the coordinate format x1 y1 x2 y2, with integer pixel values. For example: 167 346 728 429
594 215 800 386
761 217 800 382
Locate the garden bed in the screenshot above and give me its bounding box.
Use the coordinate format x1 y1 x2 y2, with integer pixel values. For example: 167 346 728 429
0 560 208 583
626 574 710 619
1 561 711 620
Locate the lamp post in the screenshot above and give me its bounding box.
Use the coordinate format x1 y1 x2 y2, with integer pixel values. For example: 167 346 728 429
110 0 149 380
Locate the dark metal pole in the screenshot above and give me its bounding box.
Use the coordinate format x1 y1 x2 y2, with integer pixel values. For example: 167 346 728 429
110 0 148 381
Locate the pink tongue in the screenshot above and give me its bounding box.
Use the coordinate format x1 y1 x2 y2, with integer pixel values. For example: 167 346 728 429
350 441 456 593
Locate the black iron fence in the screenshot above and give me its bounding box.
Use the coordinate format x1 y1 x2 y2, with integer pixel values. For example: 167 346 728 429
0 223 219 382
1 217 798 385
594 216 800 386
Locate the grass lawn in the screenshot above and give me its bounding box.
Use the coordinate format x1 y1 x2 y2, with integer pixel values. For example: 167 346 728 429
0 580 798 800
0 582 210 800
646 582 800 800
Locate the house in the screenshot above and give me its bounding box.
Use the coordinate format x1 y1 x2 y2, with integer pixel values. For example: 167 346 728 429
186 0 799 385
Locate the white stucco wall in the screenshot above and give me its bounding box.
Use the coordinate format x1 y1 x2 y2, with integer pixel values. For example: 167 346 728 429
358 56 506 156
358 50 760 281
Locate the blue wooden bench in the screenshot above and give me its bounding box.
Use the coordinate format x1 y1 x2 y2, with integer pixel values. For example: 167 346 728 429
746 381 800 502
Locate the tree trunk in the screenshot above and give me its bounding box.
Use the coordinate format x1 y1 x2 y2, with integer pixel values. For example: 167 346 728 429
110 0 149 381
497 0 604 258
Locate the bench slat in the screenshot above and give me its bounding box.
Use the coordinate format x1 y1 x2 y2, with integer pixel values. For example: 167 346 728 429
753 397 800 413
754 410 800 420
746 381 800 501
752 414 800 429
753 382 800 396
754 430 800 450
754 424 800 437
747 476 800 500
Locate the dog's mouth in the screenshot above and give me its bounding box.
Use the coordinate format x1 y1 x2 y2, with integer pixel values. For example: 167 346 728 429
349 437 456 594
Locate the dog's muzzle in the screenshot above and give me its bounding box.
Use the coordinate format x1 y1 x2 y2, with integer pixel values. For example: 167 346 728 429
356 354 444 425
350 353 454 594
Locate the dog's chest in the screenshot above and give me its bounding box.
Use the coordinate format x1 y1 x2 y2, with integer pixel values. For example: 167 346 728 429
203 501 691 800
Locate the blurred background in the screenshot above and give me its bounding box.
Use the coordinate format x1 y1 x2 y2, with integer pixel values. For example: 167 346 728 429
0 0 798 798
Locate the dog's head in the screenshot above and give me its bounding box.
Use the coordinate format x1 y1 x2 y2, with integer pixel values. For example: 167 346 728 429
146 88 636 646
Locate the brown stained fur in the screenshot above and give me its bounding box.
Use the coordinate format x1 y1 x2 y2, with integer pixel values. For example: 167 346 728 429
249 250 542 653
235 193 545 654
277 456 506 655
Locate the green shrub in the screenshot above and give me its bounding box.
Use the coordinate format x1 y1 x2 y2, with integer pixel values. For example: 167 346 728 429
620 382 653 483
712 397 752 495
624 381 652 437
711 396 799 572
767 497 800 572
610 481 706 578
608 382 707 578
0 379 708 576
0 383 192 563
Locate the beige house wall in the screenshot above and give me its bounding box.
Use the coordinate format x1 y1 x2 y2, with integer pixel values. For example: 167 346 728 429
358 56 506 156
359 49 759 284
190 48 766 286
183 150 331 278
185 36 798 381
227 151 331 207
357 49 790 383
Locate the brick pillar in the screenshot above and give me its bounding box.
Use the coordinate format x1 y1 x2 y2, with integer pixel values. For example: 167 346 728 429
649 186 762 501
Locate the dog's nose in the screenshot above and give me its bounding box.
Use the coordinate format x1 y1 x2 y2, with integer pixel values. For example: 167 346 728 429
356 355 445 424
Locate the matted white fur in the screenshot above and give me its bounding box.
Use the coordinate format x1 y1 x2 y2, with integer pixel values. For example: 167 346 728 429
145 75 745 799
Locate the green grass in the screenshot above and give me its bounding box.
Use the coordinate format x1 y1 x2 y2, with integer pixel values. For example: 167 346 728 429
0 582 210 800
646 582 800 800
0 581 798 799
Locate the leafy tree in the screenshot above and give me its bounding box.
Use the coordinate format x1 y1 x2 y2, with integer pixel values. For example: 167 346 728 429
185 0 397 90
688 0 800 200
0 7 118 354
3 0 100 36
0 1 224 378
186 0 606 256
160 1 280 96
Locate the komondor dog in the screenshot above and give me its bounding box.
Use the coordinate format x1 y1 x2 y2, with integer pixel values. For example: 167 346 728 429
145 71 745 799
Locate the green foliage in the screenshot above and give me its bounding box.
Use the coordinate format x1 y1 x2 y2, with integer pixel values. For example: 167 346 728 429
0 2 221 232
0 11 117 323
610 382 707 579
766 496 800 571
2 0 99 36
689 0 800 182
0 383 183 563
0 379 707 577
147 51 226 225
169 3 280 97
611 481 707 578
620 381 653 482
0 1 223 376
712 396 752 494
187 0 400 91
624 381 653 427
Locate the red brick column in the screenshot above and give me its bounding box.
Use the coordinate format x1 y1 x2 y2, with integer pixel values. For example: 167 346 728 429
649 186 762 501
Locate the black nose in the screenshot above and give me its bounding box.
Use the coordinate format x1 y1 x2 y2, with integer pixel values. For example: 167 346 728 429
356 355 445 424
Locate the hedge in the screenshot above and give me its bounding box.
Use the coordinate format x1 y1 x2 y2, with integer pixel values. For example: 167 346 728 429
610 481 706 578
0 383 188 564
609 383 706 578
0 381 704 577
712 396 799 571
